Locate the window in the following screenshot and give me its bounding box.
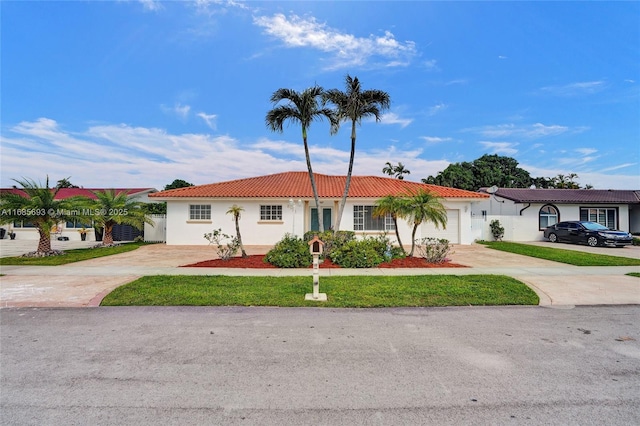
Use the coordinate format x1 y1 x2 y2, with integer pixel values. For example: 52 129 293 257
539 205 558 230
353 205 395 231
260 205 282 221
189 204 211 220
580 208 617 228
13 221 35 228
66 219 92 229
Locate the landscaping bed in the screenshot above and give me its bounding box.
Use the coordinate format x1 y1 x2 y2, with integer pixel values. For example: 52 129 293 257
182 254 467 269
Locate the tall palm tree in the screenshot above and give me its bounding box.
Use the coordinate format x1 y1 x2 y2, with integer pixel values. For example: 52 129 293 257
403 189 448 256
373 195 408 255
266 86 337 232
89 190 153 245
323 75 391 230
0 177 81 254
227 204 247 258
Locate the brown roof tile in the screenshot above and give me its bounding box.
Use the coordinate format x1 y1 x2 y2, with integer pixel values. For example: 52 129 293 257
150 172 488 200
490 188 640 203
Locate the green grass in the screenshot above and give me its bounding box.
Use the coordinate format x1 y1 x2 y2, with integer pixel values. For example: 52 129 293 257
480 241 640 266
0 242 149 266
100 275 539 307
627 273 640 278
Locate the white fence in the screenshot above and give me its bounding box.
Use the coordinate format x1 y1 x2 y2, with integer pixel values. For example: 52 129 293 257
471 215 545 242
145 214 166 242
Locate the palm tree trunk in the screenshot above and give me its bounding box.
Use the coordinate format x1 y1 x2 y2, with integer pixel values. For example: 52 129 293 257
235 216 247 258
303 134 324 232
103 222 114 245
334 123 357 231
37 227 52 254
393 217 405 255
409 224 419 257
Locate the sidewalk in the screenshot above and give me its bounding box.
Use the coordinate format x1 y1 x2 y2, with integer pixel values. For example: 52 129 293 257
1 243 639 308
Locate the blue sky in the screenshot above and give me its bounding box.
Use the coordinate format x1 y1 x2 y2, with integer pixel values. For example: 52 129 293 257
2 1 639 190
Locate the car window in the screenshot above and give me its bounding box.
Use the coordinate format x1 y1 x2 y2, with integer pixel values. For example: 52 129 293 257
582 222 609 231
568 223 579 230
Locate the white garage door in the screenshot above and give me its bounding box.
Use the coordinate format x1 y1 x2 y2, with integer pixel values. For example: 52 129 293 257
420 209 459 244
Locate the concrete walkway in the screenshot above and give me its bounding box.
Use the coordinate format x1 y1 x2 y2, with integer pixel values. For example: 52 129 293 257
1 241 638 308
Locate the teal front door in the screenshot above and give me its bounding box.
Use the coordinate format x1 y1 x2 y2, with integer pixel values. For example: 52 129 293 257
310 208 332 231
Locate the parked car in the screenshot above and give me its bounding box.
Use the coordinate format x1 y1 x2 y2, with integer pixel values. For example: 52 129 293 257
543 221 633 247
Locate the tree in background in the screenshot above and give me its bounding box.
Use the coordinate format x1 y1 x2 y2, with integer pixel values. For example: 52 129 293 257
55 177 79 189
0 177 82 255
383 162 411 180
227 204 248 258
323 75 391 231
164 179 194 191
266 86 337 232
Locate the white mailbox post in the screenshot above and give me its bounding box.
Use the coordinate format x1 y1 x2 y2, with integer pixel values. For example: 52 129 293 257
305 236 327 302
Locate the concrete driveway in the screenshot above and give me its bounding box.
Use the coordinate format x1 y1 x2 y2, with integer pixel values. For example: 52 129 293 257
1 241 638 308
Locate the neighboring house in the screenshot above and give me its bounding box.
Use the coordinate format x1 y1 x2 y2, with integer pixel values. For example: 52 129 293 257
470 188 640 242
149 171 489 246
0 187 157 241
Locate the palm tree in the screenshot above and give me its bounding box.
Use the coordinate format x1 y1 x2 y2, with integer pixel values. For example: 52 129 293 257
227 204 247 258
89 190 153 245
403 189 448 256
383 162 411 180
323 75 391 230
266 86 337 232
373 195 408 255
0 177 81 254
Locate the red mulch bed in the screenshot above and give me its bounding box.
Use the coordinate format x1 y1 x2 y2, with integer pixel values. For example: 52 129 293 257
182 255 467 268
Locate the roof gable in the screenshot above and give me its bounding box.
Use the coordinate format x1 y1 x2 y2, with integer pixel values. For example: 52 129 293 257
150 172 488 200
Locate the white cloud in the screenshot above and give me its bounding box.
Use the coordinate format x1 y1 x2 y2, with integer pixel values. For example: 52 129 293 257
539 80 606 96
575 148 597 156
197 112 218 130
161 103 191 120
428 102 448 116
380 112 412 128
420 136 452 144
479 141 519 155
467 123 570 139
253 13 417 70
139 0 163 12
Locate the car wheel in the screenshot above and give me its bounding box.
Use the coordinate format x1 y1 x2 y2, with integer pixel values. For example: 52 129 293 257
548 233 558 243
587 236 599 247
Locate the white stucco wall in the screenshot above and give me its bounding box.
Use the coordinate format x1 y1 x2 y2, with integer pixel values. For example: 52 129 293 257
165 198 477 246
471 199 632 241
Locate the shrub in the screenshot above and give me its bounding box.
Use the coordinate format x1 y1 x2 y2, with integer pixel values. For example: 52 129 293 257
204 229 239 260
633 237 640 246
415 238 451 263
303 230 355 257
329 237 386 268
490 220 504 241
265 234 312 268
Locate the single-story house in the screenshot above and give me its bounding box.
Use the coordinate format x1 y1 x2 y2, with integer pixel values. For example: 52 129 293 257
0 187 157 241
470 188 640 242
149 171 489 246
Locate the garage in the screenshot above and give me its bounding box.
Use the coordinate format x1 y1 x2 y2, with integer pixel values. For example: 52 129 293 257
421 209 460 244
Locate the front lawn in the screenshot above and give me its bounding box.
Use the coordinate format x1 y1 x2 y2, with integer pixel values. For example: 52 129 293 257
100 275 539 307
481 241 640 266
0 242 149 266
627 273 640 278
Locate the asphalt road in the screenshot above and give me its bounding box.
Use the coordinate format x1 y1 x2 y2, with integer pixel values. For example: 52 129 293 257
1 306 639 425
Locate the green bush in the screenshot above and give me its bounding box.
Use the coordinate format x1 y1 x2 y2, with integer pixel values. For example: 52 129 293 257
329 237 385 268
415 238 451 263
490 220 504 241
264 234 312 268
633 237 640 246
303 230 356 258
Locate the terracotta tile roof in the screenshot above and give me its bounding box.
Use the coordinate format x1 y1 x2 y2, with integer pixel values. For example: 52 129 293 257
0 188 155 200
488 188 640 204
150 172 488 200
